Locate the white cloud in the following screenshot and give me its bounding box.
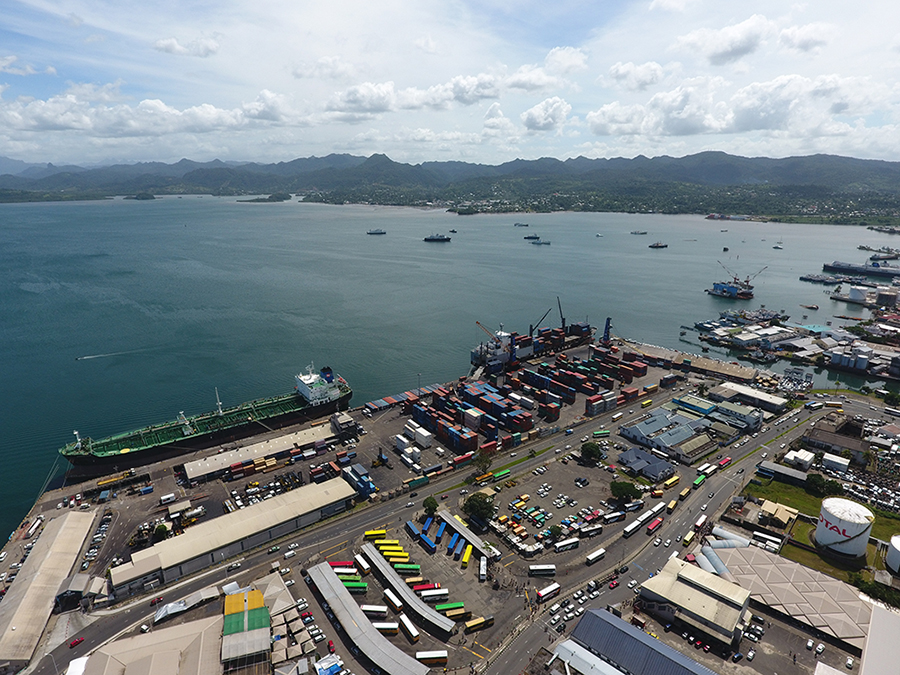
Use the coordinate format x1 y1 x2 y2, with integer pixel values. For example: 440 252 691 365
65 80 125 103
545 47 588 75
293 56 357 81
482 102 518 140
676 14 774 65
649 0 697 11
414 35 437 54
521 96 572 131
327 81 396 114
153 36 219 58
0 56 37 76
609 61 664 91
779 23 832 52
506 64 561 92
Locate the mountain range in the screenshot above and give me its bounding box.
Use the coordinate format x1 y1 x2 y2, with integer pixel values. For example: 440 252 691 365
3 151 900 216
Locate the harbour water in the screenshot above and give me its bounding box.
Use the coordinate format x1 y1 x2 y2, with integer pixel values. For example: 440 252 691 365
0 198 882 536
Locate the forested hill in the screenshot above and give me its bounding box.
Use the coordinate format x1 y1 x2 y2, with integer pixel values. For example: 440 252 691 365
3 151 900 223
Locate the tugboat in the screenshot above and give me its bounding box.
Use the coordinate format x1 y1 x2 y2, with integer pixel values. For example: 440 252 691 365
424 233 451 242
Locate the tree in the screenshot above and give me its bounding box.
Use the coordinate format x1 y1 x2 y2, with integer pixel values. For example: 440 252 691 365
473 451 494 475
153 523 169 543
610 481 642 502
580 442 603 465
548 525 563 540
423 496 438 516
462 492 493 522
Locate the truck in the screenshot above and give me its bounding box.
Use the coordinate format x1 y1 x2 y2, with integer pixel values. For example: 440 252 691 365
159 493 177 506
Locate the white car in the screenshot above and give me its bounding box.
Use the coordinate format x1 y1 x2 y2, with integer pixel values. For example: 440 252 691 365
653 537 662 546
701 504 708 511
664 539 671 547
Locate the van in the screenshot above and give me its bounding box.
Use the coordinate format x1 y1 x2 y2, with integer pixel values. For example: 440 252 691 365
283 550 296 559
549 603 561 615
140 624 150 633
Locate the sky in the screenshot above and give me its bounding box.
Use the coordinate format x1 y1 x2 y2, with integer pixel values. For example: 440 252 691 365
1 0 899 166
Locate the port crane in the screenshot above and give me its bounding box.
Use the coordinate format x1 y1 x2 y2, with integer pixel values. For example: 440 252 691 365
557 296 566 332
529 308 552 338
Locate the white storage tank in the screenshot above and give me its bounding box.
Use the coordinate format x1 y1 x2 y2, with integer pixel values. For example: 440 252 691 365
849 286 868 302
887 534 900 574
816 497 874 557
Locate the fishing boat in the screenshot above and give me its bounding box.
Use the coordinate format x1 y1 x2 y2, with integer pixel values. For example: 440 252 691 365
649 242 668 249
800 304 819 310
531 240 551 245
523 234 541 240
514 222 529 227
630 230 648 235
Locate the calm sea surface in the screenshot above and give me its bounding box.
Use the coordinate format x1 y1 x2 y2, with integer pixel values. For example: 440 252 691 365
0 197 884 535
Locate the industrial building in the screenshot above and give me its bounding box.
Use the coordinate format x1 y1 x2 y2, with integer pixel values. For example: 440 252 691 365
110 480 356 597
755 460 808 486
619 407 716 464
639 558 750 648
784 448 815 471
0 510 94 675
707 381 788 413
616 447 676 483
546 609 718 675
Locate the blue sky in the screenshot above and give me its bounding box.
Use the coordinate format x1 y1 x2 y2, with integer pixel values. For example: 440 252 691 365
1 0 898 165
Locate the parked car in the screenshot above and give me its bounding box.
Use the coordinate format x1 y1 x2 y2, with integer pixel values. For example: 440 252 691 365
328 640 335 654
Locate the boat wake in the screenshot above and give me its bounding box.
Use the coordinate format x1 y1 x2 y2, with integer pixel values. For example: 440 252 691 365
76 348 150 361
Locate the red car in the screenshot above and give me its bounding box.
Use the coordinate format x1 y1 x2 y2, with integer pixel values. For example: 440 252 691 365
328 640 335 654
694 639 703 649
69 637 84 648
608 580 619 589
150 596 163 606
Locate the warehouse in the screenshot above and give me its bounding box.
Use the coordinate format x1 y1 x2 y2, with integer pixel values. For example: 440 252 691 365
110 480 356 598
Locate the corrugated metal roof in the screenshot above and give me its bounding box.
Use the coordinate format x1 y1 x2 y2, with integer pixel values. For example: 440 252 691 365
570 609 719 675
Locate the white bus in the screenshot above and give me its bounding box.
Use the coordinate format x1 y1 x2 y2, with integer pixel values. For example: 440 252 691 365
479 556 487 582
537 582 561 603
585 547 606 565
611 412 624 422
419 588 450 602
360 604 389 618
354 553 371 576
696 463 712 475
553 538 580 553
528 564 557 577
383 588 403 613
399 612 420 642
580 523 603 538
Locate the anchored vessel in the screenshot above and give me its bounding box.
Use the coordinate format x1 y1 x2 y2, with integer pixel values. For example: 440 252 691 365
367 229 387 235
649 242 668 249
60 366 352 469
424 233 451 242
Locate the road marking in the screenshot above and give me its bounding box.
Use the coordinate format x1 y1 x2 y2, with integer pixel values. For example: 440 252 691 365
475 641 492 652
504 560 516 567
461 646 484 659
322 541 348 556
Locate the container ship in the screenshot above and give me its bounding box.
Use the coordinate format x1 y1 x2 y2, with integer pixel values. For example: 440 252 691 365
60 366 351 470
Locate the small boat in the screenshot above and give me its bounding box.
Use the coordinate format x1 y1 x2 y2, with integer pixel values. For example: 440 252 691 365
720 229 728 232
649 242 668 249
366 228 386 235
801 304 819 310
723 247 729 252
773 242 783 250
449 229 457 233
630 230 648 235
514 222 529 227
596 233 603 237
424 233 451 242
531 240 551 245
524 234 541 240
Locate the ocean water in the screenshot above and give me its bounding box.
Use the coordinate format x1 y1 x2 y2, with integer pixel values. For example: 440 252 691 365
0 197 882 535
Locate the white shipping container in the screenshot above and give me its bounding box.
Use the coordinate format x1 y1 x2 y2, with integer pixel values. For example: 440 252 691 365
401 455 414 468
519 397 535 410
404 422 420 439
415 428 433 448
396 434 411 451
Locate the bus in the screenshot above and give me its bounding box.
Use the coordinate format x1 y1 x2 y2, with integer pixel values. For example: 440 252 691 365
554 538 580 553
383 588 403 613
394 564 421 575
537 582 561 603
416 651 448 666
622 520 642 538
364 529 387 540
337 574 363 582
447 532 460 555
479 556 487 582
387 555 410 564
420 535 437 555
342 581 368 594
612 412 624 422
886 407 900 418
696 463 712 475
420 589 450 602
422 517 433 534
461 544 473 568
474 472 494 484
399 613 419 642
328 561 355 568
694 514 708 532
528 564 557 577
412 583 440 592
646 517 664 535
331 567 358 576
435 602 465 613
373 539 400 547
603 511 626 524
663 475 680 490
405 520 421 538
805 400 824 410
380 548 406 557
682 530 696 547
360 604 388 618
640 399 653 408
679 487 691 501
435 522 446 544
403 577 424 586
585 547 606 565
493 469 511 482
354 553 371 576
692 475 706 490
372 622 400 635
704 465 718 478
453 539 466 561
825 400 842 408
580 523 603 538
667 500 678 514
464 615 494 633
445 607 471 621
593 429 611 438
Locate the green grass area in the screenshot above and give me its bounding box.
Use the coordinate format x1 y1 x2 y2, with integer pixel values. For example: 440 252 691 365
744 479 900 543
780 541 874 583
791 520 815 546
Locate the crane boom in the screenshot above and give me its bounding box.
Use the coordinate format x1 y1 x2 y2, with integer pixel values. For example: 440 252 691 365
530 308 552 337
